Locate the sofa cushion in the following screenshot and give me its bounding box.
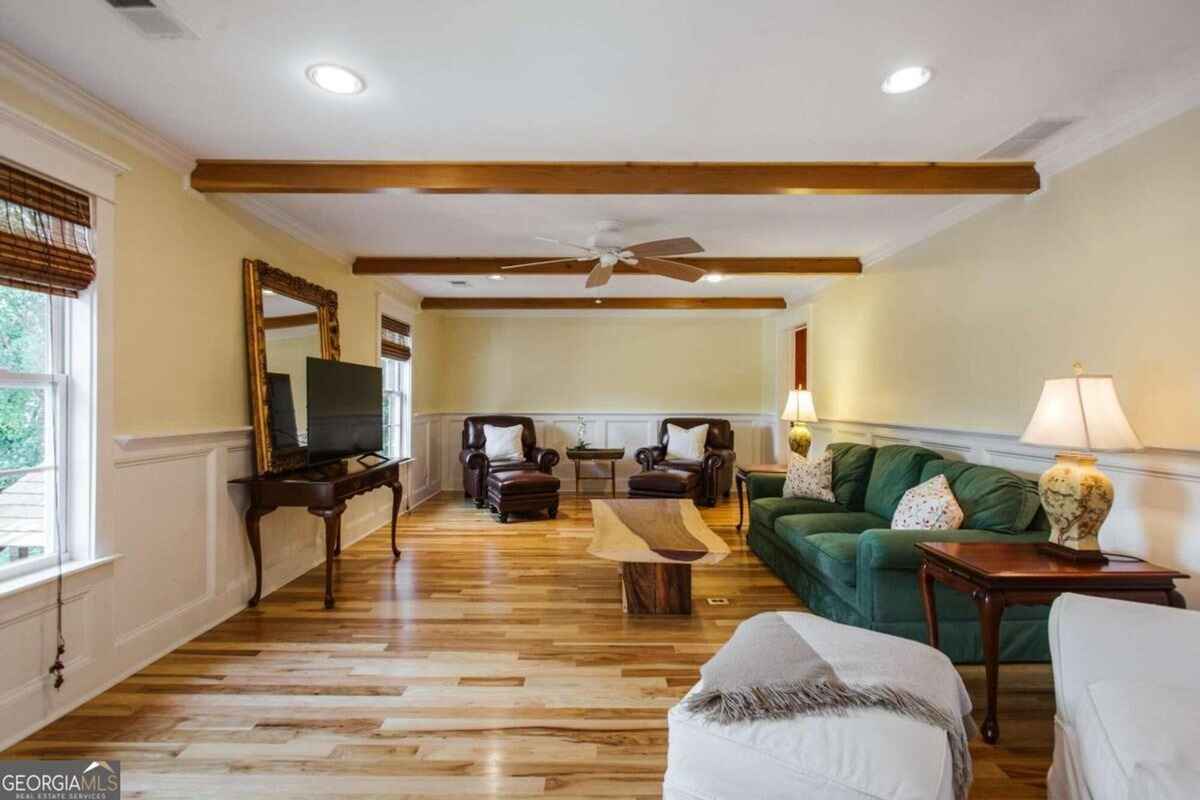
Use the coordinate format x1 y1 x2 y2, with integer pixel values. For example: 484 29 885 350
789 532 860 587
863 446 943 520
920 461 1041 533
828 442 877 511
774 511 889 542
750 496 845 532
1075 680 1200 800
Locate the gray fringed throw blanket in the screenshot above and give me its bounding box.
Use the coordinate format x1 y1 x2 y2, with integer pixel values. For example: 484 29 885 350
685 612 977 800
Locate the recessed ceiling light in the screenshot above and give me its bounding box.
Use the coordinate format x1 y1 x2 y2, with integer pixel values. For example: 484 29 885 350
306 63 366 95
595 299 602 304
703 273 725 283
488 274 504 281
881 66 932 95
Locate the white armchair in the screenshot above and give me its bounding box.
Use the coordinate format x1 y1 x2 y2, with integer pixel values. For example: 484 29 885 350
1048 593 1200 800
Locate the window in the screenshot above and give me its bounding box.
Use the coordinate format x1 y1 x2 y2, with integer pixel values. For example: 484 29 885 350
0 284 66 576
0 160 97 579
381 316 411 459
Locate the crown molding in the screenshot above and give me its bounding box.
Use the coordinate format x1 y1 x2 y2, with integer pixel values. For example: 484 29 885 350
860 59 1200 272
0 99 129 176
0 43 360 266
0 42 195 174
223 196 353 266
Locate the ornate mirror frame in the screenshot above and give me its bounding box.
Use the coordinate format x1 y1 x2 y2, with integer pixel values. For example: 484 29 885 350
243 258 341 474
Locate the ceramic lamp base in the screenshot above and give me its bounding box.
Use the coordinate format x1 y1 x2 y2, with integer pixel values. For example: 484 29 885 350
1037 452 1114 560
788 423 812 457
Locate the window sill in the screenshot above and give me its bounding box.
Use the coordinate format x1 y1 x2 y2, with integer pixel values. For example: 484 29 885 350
0 555 120 601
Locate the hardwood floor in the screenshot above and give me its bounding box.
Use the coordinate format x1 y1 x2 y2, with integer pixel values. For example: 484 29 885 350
3 492 1054 798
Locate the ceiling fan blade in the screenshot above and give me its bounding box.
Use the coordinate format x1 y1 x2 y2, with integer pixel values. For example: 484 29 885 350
535 236 595 253
501 257 588 270
637 257 707 283
585 261 615 288
625 237 705 257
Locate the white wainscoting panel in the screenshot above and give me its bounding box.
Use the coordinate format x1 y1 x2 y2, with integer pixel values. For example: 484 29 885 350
437 412 775 494
809 419 1200 607
0 427 435 751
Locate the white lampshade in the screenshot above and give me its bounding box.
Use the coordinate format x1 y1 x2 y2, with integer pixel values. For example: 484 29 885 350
781 388 818 423
1020 372 1142 452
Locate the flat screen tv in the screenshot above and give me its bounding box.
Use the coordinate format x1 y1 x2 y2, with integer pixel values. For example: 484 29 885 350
306 357 383 465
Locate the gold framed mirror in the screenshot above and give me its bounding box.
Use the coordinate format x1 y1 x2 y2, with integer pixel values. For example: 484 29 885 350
243 258 341 474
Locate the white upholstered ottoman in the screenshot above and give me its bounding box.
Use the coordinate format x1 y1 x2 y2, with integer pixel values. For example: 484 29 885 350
663 612 967 800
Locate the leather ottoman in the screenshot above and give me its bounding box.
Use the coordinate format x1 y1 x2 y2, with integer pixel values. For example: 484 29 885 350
485 470 560 523
628 468 705 504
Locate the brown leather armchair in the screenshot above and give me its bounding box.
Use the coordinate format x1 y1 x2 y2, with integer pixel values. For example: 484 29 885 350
635 417 735 506
460 415 560 508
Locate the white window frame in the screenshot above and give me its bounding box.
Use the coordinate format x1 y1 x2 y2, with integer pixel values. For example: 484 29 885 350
0 101 124 588
377 295 415 462
382 355 410 459
0 293 68 580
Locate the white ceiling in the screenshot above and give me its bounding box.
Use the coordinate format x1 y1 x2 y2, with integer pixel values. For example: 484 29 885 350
3 0 1199 300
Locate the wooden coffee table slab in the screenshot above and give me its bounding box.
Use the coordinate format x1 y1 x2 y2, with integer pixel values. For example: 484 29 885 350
589 499 730 614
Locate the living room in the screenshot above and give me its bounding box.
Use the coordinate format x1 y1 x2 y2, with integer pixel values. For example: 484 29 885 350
1 2 1198 799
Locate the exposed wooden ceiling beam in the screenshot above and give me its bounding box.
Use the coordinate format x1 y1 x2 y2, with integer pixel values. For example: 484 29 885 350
354 256 862 276
191 161 1039 195
419 297 787 311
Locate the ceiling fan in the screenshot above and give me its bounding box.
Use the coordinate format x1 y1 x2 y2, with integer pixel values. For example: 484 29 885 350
501 221 707 288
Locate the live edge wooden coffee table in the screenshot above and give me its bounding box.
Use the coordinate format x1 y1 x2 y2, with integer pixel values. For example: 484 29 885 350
589 499 730 614
916 541 1188 745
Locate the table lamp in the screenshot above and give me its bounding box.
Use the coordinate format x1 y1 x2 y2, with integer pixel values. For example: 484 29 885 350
781 387 819 457
1019 363 1142 562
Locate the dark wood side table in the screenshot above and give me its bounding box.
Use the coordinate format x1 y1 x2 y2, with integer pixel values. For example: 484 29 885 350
230 458 404 610
735 463 788 531
565 447 625 497
916 541 1188 744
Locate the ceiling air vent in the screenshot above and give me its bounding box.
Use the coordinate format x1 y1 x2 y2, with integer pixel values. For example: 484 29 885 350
448 280 472 289
104 0 196 40
979 117 1080 159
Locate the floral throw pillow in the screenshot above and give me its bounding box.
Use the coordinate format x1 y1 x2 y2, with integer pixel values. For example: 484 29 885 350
891 474 964 530
782 451 835 502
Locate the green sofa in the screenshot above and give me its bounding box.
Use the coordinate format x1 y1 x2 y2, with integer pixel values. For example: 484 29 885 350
747 443 1053 663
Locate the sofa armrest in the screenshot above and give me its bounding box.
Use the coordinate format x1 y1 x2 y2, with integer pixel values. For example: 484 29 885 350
746 472 786 502
1050 593 1200 728
857 528 1050 573
635 445 665 472
460 449 489 470
530 447 560 473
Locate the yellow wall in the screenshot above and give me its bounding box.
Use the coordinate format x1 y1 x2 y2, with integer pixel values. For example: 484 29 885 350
433 314 766 412
809 108 1200 451
0 76 429 433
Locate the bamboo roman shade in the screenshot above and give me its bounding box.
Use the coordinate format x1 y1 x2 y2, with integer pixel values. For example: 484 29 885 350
381 315 411 361
0 162 95 297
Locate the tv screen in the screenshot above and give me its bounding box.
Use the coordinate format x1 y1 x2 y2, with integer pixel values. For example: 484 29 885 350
306 357 383 465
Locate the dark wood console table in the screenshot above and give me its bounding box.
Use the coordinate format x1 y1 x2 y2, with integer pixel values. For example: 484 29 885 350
916 541 1187 745
230 458 404 609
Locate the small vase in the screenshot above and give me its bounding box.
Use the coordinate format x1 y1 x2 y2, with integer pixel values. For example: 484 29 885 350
1038 452 1114 552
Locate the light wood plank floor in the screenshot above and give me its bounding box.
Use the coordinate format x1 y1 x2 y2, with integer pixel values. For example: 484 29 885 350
3 492 1054 798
